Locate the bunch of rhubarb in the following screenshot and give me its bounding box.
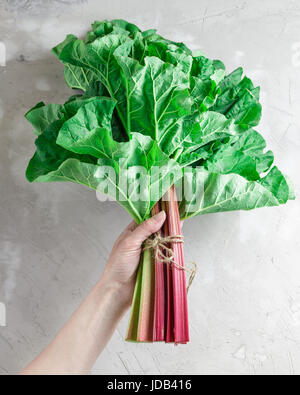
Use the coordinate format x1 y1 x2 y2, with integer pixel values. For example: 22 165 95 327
127 186 189 344
26 19 294 344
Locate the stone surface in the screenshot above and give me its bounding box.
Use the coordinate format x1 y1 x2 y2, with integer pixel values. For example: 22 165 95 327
0 0 299 375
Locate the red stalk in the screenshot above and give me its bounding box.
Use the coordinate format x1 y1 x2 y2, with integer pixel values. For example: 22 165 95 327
152 202 166 342
126 185 189 344
165 185 189 344
161 199 175 343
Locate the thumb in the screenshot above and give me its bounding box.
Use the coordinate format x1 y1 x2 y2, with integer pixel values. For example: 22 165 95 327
130 211 166 247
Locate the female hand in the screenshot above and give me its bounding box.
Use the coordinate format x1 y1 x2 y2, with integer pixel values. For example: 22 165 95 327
20 211 167 375
103 211 166 307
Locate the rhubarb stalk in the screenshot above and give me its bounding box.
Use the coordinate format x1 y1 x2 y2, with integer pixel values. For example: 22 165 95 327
152 202 166 342
161 199 175 343
126 244 155 342
165 185 189 344
127 185 189 344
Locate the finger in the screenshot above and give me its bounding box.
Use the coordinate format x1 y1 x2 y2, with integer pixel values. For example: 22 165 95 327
130 211 166 247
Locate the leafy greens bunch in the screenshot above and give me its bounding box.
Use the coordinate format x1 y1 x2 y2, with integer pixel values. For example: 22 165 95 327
26 19 294 344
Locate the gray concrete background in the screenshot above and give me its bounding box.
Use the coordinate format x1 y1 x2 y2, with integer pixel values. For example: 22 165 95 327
0 0 299 375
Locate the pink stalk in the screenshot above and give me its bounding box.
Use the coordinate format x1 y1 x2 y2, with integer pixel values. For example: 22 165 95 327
165 185 189 344
127 186 189 344
152 202 166 342
161 199 175 343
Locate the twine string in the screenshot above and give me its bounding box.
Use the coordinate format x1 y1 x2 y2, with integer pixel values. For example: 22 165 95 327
144 234 197 293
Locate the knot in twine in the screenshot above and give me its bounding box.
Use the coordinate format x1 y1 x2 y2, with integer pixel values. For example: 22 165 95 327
144 234 197 293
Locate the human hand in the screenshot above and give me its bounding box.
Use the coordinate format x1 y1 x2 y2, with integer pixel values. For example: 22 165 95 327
102 211 166 307
20 210 169 375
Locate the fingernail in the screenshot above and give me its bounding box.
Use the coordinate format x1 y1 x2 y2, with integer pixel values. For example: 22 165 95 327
152 211 166 223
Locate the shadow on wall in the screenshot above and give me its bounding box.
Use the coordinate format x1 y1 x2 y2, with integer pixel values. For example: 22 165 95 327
5 0 87 15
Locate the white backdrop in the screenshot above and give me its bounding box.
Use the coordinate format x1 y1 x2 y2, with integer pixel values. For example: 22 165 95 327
0 0 299 375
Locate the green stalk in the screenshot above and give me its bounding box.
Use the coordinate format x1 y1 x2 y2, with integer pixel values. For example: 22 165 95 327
126 261 143 341
126 248 155 342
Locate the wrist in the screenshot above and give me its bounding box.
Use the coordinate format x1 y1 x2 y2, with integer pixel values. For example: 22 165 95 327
97 272 133 310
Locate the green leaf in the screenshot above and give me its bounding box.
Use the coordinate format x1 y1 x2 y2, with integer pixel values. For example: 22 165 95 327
205 129 274 181
192 56 217 80
26 102 65 136
143 32 192 56
26 96 116 182
228 129 274 173
147 41 193 74
212 69 262 128
226 90 262 129
114 55 191 144
56 33 134 135
53 35 97 91
60 40 193 147
26 96 110 136
206 145 260 181
180 166 291 220
26 121 96 183
56 98 116 157
26 94 182 223
220 67 243 88
87 19 141 43
27 19 293 226
95 133 183 222
175 112 238 166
